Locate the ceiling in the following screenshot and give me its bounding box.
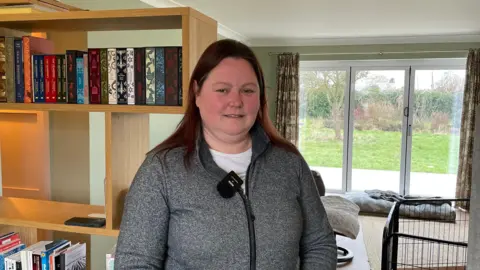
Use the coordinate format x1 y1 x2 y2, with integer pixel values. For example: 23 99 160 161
142 0 480 46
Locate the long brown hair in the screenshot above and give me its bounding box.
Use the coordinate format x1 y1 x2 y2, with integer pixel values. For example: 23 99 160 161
150 39 299 165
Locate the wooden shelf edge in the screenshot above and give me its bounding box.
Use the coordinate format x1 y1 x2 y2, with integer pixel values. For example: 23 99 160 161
0 197 120 237
0 7 190 21
0 103 185 114
0 218 119 237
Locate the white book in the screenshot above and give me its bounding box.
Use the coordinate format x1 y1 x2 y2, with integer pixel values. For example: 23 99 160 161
126 48 135 105
21 241 52 270
107 48 117 104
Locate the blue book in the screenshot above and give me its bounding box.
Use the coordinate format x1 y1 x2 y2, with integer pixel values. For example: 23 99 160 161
0 243 26 270
155 47 165 105
41 239 70 270
76 57 84 104
14 39 24 103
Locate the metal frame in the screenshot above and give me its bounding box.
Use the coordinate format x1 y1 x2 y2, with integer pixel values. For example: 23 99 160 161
299 57 467 195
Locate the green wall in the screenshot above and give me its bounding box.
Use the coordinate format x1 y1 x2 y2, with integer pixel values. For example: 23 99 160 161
252 42 480 122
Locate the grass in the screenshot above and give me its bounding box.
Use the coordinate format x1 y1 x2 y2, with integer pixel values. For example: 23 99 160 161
299 118 459 174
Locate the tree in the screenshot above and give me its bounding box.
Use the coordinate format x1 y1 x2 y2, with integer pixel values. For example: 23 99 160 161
434 71 465 92
300 70 368 140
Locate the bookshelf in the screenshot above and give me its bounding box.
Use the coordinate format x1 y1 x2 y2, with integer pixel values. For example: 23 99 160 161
0 6 217 244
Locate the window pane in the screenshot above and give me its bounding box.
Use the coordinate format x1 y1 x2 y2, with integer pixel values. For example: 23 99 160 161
299 70 346 191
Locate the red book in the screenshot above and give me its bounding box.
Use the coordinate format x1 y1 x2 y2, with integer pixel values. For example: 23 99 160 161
22 36 54 103
88 48 101 104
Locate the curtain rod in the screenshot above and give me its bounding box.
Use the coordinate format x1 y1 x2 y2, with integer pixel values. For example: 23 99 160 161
267 50 468 56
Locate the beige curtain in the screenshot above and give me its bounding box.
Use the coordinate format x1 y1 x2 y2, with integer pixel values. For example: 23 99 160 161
456 48 480 210
275 53 300 146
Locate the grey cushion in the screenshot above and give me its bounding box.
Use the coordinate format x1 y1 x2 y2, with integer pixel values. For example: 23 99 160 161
321 195 360 239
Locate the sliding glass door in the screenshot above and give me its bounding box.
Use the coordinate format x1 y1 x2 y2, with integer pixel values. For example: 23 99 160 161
349 68 408 193
406 68 466 197
298 69 349 191
299 59 467 197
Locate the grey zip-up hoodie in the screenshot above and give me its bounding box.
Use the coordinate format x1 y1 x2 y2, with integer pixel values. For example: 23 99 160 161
114 122 337 269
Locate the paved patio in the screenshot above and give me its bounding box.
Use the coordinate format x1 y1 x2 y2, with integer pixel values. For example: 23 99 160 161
310 166 457 198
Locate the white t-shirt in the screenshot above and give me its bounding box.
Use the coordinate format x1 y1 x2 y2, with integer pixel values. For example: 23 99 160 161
210 147 252 191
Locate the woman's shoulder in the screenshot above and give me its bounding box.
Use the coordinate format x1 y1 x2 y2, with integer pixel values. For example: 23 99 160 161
145 146 188 166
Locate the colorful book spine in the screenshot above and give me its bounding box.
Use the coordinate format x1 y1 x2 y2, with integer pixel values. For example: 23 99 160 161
66 51 78 103
76 57 84 104
32 55 40 102
83 53 89 104
155 47 165 105
165 47 179 106
5 37 15 103
88 49 101 104
100 49 108 104
107 48 117 104
44 55 51 102
126 48 135 105
178 47 182 106
56 55 66 103
0 37 6 103
145 47 155 105
50 55 57 103
22 36 33 103
116 48 127 104
39 55 45 102
134 47 146 105
14 39 24 102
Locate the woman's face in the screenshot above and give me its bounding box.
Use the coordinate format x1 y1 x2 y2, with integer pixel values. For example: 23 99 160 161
195 57 260 142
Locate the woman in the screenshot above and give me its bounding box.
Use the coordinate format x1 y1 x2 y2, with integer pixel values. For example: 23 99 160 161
114 39 337 270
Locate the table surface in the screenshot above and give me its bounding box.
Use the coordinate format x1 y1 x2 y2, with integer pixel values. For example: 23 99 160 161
336 225 371 270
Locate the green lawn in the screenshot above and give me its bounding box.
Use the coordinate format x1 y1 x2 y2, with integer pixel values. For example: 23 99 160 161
299 123 459 174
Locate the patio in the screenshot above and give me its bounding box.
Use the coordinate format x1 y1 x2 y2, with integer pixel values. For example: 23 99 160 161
311 166 457 198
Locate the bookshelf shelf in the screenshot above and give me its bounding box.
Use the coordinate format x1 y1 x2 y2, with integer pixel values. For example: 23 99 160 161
0 7 215 32
0 197 119 237
0 103 185 114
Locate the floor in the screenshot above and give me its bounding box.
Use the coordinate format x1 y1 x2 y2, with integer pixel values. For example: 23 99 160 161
312 166 457 198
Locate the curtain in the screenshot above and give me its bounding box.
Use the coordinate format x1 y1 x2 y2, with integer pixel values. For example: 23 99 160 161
455 48 480 210
275 53 300 146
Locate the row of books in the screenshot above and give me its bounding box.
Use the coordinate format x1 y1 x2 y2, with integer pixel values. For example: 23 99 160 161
0 232 86 270
0 35 183 106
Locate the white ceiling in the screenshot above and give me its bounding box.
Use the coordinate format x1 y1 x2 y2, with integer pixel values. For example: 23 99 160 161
142 0 480 46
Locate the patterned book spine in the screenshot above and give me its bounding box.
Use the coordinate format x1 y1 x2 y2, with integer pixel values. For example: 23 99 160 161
32 55 39 102
0 37 5 102
155 47 165 105
126 48 135 105
116 48 127 104
22 36 32 103
165 47 178 106
88 49 101 104
178 47 182 106
134 48 146 105
44 55 51 102
145 47 155 105
100 49 108 104
56 55 65 103
5 37 15 103
50 55 57 103
39 55 45 102
76 57 84 104
83 53 89 104
14 39 24 102
107 48 117 104
66 51 78 103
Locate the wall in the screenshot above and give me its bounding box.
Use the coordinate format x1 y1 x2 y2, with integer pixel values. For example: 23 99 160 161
252 42 480 122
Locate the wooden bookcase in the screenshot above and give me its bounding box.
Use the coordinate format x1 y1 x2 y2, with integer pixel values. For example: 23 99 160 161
0 7 217 242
